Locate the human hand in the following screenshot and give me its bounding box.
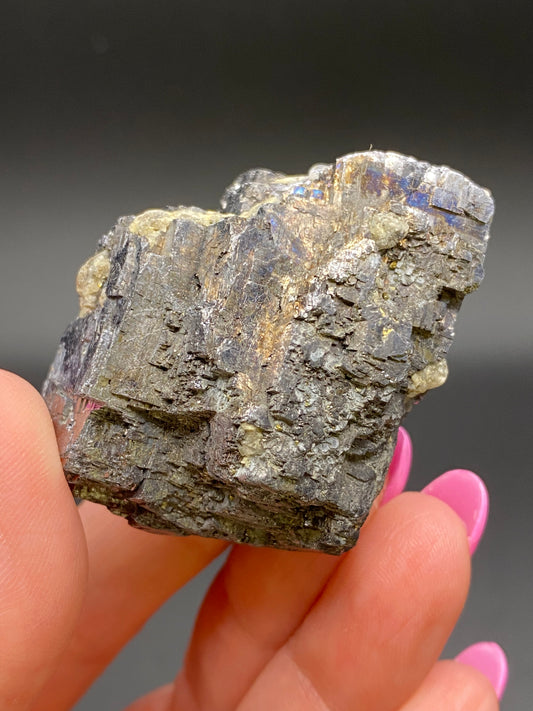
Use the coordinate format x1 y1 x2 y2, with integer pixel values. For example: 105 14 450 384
0 370 507 710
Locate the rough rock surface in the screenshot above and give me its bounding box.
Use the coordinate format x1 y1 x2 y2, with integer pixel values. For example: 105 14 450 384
43 150 493 553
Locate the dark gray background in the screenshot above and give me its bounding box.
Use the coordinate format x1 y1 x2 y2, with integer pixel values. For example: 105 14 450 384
1 1 531 708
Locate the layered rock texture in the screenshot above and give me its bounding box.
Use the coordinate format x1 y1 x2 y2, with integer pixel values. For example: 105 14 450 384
43 150 493 553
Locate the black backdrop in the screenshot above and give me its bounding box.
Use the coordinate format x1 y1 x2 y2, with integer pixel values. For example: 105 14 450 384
1 2 532 708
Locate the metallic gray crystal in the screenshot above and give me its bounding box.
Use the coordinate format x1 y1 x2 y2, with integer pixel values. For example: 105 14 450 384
43 150 493 553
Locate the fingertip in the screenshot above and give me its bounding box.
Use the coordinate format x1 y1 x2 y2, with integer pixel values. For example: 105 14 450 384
362 491 472 618
0 368 50 423
456 641 508 701
0 369 64 484
422 469 489 555
381 426 412 505
400 659 500 710
370 490 472 561
0 368 82 535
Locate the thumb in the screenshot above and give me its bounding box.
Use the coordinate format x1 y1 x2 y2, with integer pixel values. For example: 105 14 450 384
0 371 88 709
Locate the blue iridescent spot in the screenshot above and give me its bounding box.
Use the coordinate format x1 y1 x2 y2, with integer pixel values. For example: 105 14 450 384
406 191 430 209
399 176 421 193
442 212 463 228
311 189 324 199
293 186 306 197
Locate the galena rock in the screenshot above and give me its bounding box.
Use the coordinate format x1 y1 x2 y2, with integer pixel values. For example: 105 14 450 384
43 150 493 554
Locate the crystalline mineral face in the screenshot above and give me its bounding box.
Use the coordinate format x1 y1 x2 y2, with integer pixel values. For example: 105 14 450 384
43 150 493 554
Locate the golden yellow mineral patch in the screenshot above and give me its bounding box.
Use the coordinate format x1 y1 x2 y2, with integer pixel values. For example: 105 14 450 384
129 209 182 249
407 359 449 398
237 423 264 459
76 250 111 317
369 212 409 250
129 207 223 251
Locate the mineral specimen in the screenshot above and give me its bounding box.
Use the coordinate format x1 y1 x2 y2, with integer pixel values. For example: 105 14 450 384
43 150 493 554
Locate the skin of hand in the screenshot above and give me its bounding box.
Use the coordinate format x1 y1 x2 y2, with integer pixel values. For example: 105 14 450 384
0 370 506 711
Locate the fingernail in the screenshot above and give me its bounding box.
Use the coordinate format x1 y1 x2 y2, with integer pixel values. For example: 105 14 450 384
422 469 489 554
455 641 509 700
381 427 412 505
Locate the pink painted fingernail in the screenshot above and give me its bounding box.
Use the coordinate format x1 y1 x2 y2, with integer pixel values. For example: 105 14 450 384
381 427 412 505
422 469 489 555
455 642 509 700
